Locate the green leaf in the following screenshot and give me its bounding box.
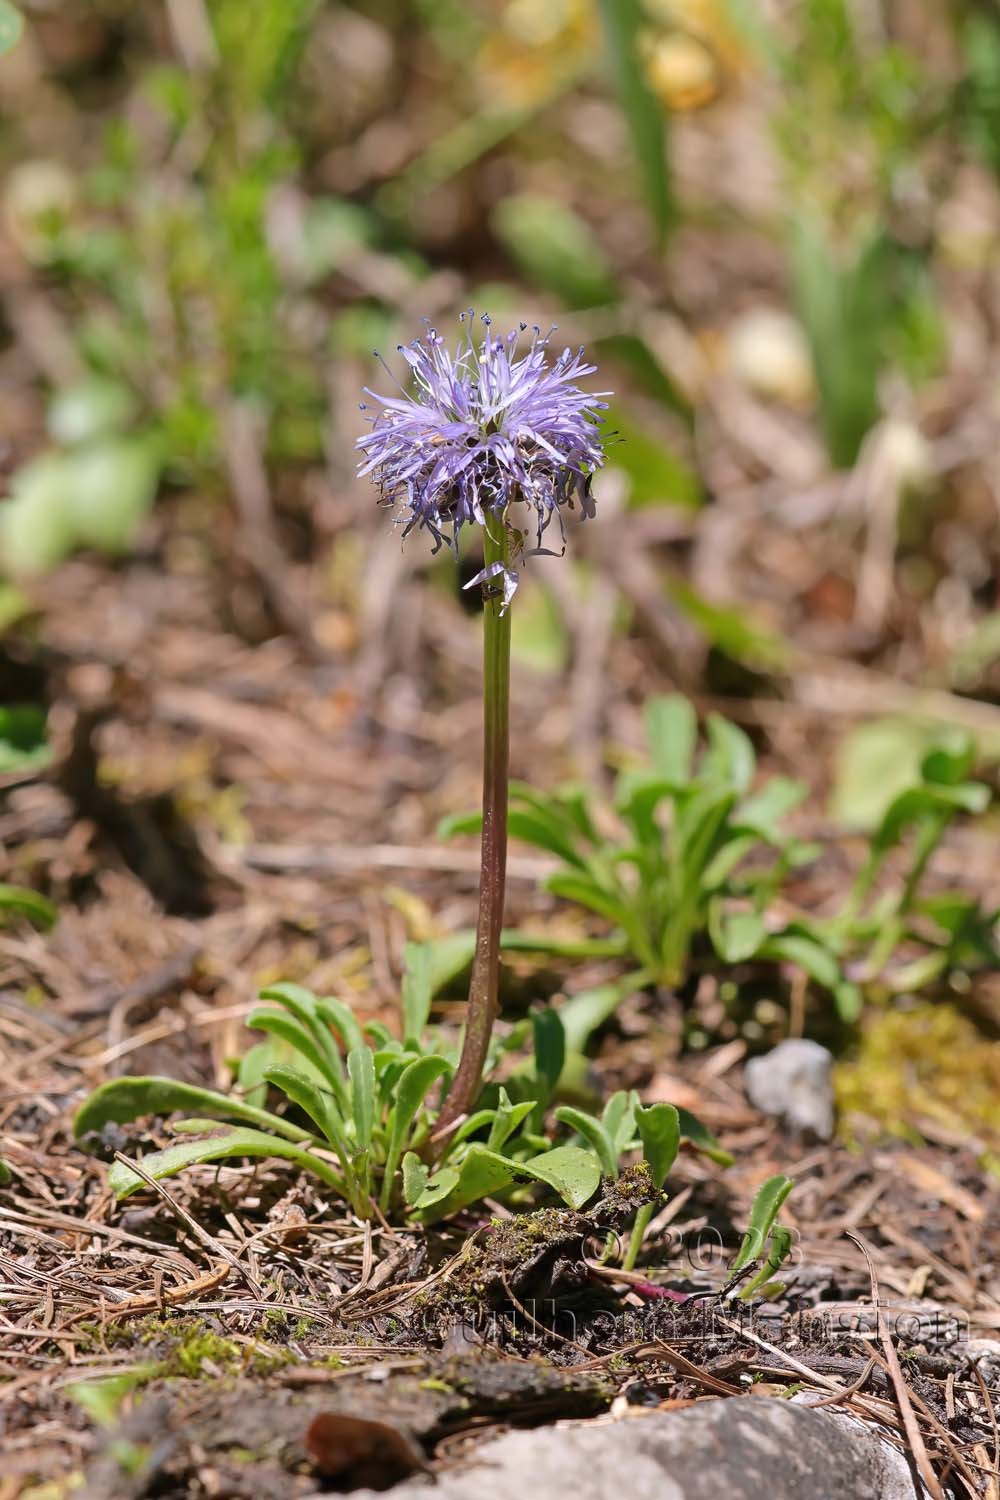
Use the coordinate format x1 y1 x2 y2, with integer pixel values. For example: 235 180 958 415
401 942 434 1044
522 1144 602 1208
558 972 650 1057
636 1103 680 1190
554 1105 619 1179
731 1174 794 1271
0 704 49 773
414 1144 517 1220
703 715 756 793
348 1045 376 1151
48 379 136 446
532 1008 566 1102
416 1142 601 1220
0 1158 12 1186
237 1036 326 1110
708 902 767 963
0 2 23 57
675 1107 734 1167
737 777 806 838
66 1368 159 1427
596 0 673 241
63 438 160 555
545 871 633 930
247 1009 341 1096
437 811 483 839
920 732 975 787
601 1089 639 1155
491 195 617 308
758 931 842 992
0 883 57 930
606 407 702 510
256 984 346 1086
412 1164 460 1211
487 1090 535 1152
380 1055 452 1211
107 1127 345 1198
73 1076 313 1144
263 1065 347 1156
829 718 927 831
401 1151 430 1206
507 809 588 867
645 695 697 783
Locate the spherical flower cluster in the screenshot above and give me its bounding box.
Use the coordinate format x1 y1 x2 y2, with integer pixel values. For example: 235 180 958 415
356 313 609 605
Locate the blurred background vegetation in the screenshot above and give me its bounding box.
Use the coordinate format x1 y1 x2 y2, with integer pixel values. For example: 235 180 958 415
3 1 1000 1139
2 2 1000 655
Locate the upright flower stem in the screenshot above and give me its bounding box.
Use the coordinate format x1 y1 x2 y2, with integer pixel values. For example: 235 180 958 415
437 519 511 1138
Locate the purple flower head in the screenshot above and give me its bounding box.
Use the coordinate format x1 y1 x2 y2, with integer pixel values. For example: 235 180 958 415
356 313 610 605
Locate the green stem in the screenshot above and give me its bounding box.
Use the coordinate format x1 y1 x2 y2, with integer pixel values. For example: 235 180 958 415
437 519 512 1138
623 1202 654 1273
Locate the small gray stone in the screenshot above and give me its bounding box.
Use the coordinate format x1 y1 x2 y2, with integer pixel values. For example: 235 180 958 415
744 1038 835 1138
347 1397 925 1500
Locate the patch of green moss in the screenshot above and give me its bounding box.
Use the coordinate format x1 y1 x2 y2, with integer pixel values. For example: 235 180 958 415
836 1003 1000 1145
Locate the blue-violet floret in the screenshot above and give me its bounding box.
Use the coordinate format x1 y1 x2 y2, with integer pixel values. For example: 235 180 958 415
357 313 609 604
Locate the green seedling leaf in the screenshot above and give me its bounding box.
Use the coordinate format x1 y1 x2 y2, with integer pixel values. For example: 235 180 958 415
739 1224 794 1301
635 1102 680 1190
645 694 697 783
554 1105 619 1179
74 1076 313 1144
348 1045 376 1151
731 1174 794 1271
451 1108 499 1146
0 1158 12 1186
0 883 57 930
107 1127 345 1198
437 811 482 839
602 1089 639 1155
834 980 863 1022
487 1090 535 1152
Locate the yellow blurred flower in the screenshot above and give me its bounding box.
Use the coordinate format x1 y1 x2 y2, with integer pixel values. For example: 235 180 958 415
476 0 597 109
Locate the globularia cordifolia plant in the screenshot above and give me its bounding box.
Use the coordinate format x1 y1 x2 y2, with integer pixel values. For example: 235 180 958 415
357 313 610 1138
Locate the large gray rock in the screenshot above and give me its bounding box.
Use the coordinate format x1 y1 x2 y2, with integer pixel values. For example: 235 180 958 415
744 1038 835 1138
348 1396 926 1500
